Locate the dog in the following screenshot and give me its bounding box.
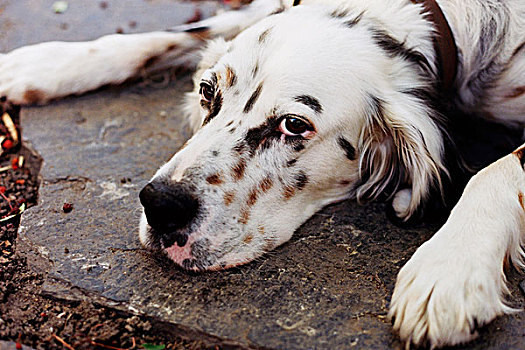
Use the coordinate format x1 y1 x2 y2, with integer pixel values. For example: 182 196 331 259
1 0 524 347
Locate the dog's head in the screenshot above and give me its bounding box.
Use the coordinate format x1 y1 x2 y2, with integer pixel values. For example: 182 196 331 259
139 5 445 271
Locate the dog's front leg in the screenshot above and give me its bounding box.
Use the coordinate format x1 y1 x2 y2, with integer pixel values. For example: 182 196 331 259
0 32 203 104
389 144 525 348
0 0 284 105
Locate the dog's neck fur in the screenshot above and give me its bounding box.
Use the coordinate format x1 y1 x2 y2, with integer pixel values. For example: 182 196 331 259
310 0 523 118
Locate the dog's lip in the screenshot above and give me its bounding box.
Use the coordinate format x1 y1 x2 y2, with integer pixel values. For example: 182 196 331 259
159 231 189 248
146 212 248 270
145 225 188 250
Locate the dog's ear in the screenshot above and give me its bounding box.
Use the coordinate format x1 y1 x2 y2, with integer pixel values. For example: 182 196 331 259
184 38 232 133
355 93 446 220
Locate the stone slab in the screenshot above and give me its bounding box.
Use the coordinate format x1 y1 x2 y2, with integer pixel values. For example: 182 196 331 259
0 0 220 52
17 78 525 350
4 1 525 349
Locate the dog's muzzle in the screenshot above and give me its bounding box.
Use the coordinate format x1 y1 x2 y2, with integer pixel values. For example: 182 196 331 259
139 180 199 248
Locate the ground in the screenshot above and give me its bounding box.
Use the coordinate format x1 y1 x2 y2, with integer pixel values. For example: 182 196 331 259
0 1 524 349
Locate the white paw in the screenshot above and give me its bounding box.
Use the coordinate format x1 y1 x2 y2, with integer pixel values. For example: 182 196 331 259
0 41 94 104
0 32 185 104
392 188 412 219
388 236 514 348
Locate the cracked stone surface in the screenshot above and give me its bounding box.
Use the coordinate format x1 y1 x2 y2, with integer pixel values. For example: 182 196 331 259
4 0 525 349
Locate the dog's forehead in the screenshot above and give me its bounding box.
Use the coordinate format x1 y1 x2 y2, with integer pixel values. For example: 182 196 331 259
210 6 378 120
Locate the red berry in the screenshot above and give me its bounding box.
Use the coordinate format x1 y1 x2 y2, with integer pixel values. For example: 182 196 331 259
16 342 22 349
62 203 73 213
2 139 13 150
0 186 6 194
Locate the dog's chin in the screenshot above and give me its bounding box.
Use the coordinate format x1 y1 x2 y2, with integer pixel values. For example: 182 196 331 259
139 212 261 272
162 241 259 272
139 213 160 250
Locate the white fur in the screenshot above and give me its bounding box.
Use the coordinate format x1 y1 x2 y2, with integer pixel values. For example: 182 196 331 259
2 0 525 348
390 147 525 348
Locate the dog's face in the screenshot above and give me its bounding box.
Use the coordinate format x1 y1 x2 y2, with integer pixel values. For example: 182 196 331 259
139 5 444 271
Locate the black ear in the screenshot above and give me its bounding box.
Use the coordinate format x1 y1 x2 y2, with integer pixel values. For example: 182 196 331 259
354 94 446 220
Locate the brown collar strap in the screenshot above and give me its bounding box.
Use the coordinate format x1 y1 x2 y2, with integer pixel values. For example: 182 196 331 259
411 0 458 94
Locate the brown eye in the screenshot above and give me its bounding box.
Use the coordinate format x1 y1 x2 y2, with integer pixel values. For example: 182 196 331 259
199 82 214 102
280 117 312 136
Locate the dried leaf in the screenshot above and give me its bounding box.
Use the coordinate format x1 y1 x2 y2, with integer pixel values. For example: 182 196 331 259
1 112 18 144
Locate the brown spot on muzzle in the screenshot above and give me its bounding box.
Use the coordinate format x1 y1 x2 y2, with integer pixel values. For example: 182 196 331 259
258 225 265 235
519 192 524 210
206 173 223 185
231 159 247 181
247 176 273 207
223 191 235 206
239 208 250 225
260 176 273 193
243 234 254 244
247 188 259 207
23 89 46 104
283 186 295 200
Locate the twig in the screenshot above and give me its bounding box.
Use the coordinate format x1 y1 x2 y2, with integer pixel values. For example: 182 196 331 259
0 190 13 211
90 341 128 350
0 203 25 223
52 334 75 350
0 165 12 172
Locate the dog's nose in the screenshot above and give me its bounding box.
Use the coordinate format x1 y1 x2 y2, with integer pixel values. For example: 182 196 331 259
139 181 199 247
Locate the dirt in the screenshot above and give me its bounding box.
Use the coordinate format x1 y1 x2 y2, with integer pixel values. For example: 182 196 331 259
0 103 214 350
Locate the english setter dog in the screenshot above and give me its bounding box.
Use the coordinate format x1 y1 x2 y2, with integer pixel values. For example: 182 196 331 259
1 0 524 347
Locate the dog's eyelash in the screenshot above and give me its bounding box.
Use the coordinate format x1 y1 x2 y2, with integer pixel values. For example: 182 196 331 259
199 82 215 103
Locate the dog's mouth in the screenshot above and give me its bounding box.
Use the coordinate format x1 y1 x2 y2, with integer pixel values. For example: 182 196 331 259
140 207 257 271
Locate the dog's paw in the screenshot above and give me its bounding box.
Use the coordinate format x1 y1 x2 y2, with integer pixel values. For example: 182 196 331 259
0 41 93 104
0 33 184 104
388 236 514 349
392 188 412 219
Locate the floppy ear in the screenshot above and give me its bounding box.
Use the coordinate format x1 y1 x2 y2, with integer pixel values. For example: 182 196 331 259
184 38 232 133
355 93 446 219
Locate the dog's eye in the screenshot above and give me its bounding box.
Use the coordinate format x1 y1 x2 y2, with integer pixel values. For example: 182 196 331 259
279 116 313 136
199 82 214 102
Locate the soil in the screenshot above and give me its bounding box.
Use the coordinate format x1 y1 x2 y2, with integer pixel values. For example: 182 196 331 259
0 102 213 350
